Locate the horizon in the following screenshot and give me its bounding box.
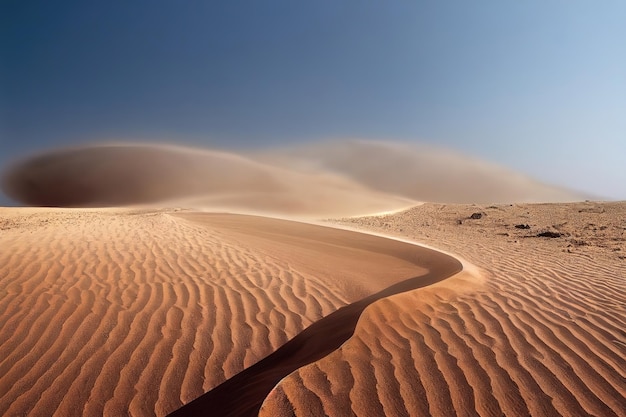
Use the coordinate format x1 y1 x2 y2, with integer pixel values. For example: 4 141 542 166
2 1 625 204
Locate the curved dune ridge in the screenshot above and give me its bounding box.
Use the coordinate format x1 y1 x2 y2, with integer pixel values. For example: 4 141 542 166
1 142 621 417
167 214 462 417
0 208 459 416
260 202 626 417
1 140 586 216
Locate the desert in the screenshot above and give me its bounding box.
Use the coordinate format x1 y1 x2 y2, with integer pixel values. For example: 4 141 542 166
4 2 625 415
0 142 624 416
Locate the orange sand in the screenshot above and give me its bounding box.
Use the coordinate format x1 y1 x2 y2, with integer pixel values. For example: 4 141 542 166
0 209 454 416
1 143 622 417
260 202 625 417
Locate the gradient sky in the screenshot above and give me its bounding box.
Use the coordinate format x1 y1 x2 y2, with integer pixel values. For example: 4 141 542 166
1 0 625 203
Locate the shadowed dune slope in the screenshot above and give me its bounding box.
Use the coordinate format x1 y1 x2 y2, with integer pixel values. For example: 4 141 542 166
262 202 626 417
0 208 454 417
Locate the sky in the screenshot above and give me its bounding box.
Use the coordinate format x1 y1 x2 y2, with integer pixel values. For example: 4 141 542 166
1 0 625 203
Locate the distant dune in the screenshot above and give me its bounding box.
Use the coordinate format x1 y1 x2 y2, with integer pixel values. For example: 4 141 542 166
253 139 587 204
0 143 415 217
1 140 586 217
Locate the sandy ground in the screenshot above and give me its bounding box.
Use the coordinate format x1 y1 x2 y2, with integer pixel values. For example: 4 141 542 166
1 202 623 417
260 202 625 416
0 208 457 416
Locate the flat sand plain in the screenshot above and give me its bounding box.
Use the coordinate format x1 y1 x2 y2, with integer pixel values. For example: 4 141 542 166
260 202 625 417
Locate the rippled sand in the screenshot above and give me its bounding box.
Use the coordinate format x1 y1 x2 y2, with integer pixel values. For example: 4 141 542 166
0 208 459 416
262 202 625 417
1 143 621 417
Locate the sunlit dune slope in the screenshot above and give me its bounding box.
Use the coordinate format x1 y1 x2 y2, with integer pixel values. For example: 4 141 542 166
254 139 587 203
0 143 414 217
0 208 445 416
261 202 626 417
167 214 462 417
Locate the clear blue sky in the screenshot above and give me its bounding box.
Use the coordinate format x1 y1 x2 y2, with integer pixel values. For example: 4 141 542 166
1 0 625 201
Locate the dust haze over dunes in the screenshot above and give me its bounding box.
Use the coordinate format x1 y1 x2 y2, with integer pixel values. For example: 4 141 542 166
1 141 623 417
0 143 412 217
1 140 586 215
253 140 588 204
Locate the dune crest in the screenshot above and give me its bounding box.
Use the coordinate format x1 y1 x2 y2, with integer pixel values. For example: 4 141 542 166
261 202 626 417
0 208 458 416
167 214 462 417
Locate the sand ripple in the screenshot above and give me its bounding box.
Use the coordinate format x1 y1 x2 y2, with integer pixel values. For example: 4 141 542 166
0 208 446 416
261 202 625 416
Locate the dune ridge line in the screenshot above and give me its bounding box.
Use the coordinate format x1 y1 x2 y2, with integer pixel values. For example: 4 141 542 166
167 213 463 417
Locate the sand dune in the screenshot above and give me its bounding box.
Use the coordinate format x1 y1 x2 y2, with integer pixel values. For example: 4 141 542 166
0 143 414 217
260 202 625 416
1 142 622 417
167 215 461 417
2 203 622 416
0 209 454 416
2 140 586 218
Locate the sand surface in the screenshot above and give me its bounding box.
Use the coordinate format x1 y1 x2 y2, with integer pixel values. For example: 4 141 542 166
260 202 625 416
1 143 623 417
1 202 623 416
0 208 457 416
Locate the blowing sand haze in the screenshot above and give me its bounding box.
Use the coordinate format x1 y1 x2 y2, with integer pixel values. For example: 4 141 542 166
0 142 623 416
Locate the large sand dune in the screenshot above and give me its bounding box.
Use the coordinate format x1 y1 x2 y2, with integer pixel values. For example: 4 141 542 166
0 208 458 416
260 202 625 417
167 214 461 417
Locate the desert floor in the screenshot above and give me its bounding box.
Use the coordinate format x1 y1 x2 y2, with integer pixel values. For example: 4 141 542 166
0 202 624 416
263 201 624 417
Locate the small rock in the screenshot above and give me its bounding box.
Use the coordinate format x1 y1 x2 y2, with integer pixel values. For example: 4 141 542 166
515 224 531 229
537 231 562 238
469 212 483 219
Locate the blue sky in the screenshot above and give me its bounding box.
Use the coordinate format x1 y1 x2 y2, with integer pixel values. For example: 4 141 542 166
1 0 625 201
